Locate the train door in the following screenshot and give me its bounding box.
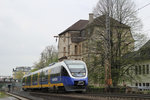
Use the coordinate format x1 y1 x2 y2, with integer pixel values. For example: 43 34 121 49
61 66 69 86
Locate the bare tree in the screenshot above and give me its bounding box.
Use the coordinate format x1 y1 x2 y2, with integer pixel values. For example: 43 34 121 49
85 0 147 87
33 45 58 70
15 71 24 82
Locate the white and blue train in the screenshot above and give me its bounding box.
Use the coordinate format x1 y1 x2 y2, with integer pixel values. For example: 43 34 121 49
22 60 88 92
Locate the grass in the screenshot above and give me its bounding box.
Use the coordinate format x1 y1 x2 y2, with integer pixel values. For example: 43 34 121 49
0 91 7 98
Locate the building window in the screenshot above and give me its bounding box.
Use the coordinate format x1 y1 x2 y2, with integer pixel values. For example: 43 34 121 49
146 83 149 87
64 47 66 56
143 83 145 86
139 83 141 86
82 58 84 61
147 65 149 74
63 34 66 42
75 45 78 55
68 45 70 55
139 65 141 75
143 65 145 74
79 44 81 55
135 66 138 75
135 83 138 86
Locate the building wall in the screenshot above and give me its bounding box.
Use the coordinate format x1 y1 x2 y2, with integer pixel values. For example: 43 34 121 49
126 60 150 91
13 67 31 79
58 26 134 62
58 32 83 60
58 32 70 59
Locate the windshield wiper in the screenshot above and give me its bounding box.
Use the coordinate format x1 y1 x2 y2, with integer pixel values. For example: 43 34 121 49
78 68 85 74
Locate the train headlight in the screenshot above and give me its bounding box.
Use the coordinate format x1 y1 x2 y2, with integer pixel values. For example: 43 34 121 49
83 73 86 75
72 73 74 76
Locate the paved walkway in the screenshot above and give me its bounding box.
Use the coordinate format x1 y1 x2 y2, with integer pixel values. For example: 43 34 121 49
0 96 17 100
6 92 29 100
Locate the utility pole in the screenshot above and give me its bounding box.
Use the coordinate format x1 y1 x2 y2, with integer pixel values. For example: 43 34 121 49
105 0 112 92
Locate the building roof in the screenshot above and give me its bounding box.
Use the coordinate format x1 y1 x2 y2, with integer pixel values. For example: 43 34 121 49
59 20 89 35
124 40 150 61
58 15 130 44
59 15 130 35
139 40 150 50
88 15 130 28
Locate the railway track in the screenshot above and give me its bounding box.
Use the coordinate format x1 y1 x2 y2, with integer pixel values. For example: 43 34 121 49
8 91 150 100
29 92 150 100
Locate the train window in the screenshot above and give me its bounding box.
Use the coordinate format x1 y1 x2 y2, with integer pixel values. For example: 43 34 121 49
22 78 24 83
29 76 31 85
27 77 29 85
39 70 48 82
32 74 38 84
39 72 42 80
32 75 35 83
45 70 48 81
50 67 61 78
22 78 25 85
42 71 46 82
25 77 27 85
27 76 31 86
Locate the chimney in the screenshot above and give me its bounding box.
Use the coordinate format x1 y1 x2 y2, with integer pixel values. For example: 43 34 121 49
89 13 94 23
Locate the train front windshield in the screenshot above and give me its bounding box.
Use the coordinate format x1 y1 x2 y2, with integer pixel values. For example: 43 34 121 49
65 61 86 77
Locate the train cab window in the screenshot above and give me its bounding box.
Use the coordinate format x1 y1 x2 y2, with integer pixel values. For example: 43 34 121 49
64 60 86 77
61 66 69 76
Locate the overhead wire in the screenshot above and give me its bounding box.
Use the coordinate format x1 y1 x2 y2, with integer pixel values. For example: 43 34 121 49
134 2 150 33
134 2 150 13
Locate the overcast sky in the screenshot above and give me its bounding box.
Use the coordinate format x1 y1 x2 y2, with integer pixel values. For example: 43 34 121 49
0 0 150 76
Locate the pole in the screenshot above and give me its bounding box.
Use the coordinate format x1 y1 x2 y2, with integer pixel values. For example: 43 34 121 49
68 34 69 58
105 0 112 92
